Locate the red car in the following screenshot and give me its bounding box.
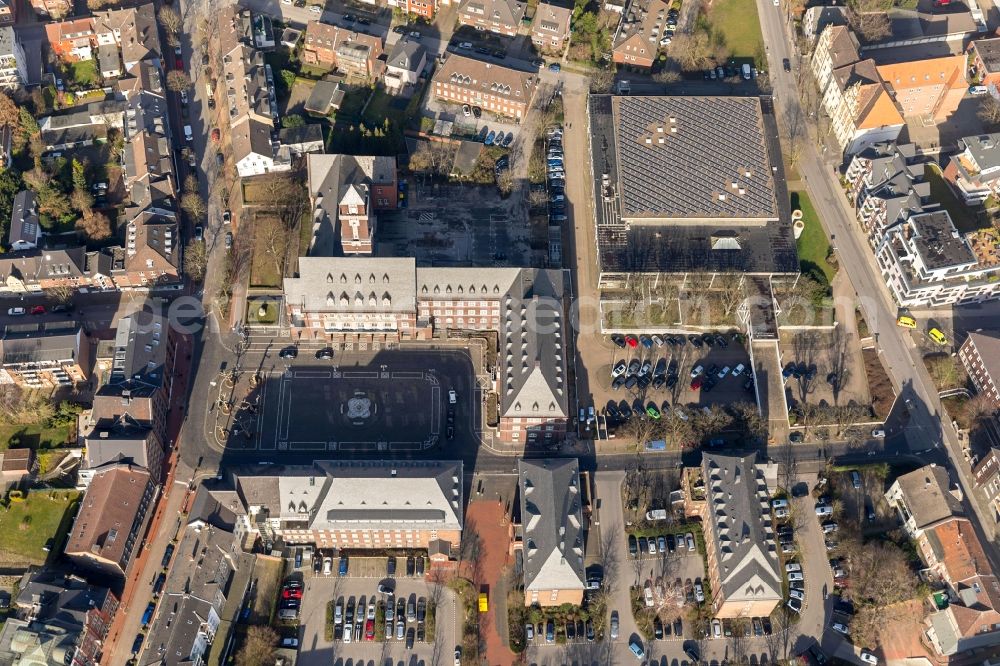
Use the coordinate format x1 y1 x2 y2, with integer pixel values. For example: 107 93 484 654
365 619 375 640
690 376 704 391
624 334 639 348
281 588 302 600
175 56 184 70
30 305 45 315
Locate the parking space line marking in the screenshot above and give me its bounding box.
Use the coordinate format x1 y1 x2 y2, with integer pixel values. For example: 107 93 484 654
279 375 291 443
431 385 440 433
289 440 329 450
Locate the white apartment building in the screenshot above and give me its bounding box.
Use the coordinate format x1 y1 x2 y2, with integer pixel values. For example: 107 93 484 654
875 209 1000 307
0 27 26 90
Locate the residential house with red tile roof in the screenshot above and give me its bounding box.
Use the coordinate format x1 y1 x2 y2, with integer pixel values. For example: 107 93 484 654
921 517 1000 655
876 54 966 122
432 53 538 120
301 21 385 78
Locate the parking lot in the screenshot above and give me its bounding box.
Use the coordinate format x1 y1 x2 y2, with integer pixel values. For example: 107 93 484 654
593 333 756 429
778 329 870 410
237 349 476 454
295 568 457 666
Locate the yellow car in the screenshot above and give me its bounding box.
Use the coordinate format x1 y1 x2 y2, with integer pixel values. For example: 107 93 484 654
896 315 916 329
928 328 948 345
478 593 488 613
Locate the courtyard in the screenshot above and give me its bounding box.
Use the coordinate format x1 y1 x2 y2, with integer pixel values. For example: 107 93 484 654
376 179 543 268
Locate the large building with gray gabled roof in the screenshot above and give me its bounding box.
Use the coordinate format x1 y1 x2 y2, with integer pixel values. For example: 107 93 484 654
518 458 586 606
696 453 782 619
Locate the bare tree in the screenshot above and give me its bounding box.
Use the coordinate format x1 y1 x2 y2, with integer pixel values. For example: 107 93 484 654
621 414 661 452
980 96 1000 131
846 0 891 42
76 210 112 240
734 401 768 445
166 70 193 92
184 240 208 282
716 273 746 316
727 618 750 664
409 140 455 181
182 192 207 221
670 31 717 72
159 6 182 34
966 393 998 425
46 284 75 306
235 625 278 666
764 607 795 664
924 354 966 390
256 216 288 278
599 522 622 592
827 325 852 404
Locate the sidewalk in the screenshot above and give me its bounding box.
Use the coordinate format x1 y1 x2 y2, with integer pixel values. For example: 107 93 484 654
100 335 195 665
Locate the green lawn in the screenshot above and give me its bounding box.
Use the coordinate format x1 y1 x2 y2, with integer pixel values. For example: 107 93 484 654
925 164 985 233
792 190 836 285
706 0 765 61
0 491 80 567
0 423 74 451
249 216 284 288
68 59 100 88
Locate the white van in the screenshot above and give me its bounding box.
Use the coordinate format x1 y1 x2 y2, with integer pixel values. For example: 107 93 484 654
742 63 752 80
183 125 193 142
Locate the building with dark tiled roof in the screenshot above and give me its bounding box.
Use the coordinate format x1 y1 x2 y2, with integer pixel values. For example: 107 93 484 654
142 486 254 666
385 38 427 92
86 311 176 439
612 0 671 69
0 571 118 666
518 458 586 606
79 421 163 489
694 453 782 619
458 0 525 36
0 322 90 389
9 190 41 251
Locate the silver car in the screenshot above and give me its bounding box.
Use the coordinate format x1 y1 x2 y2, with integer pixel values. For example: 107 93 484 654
396 619 405 640
610 611 619 640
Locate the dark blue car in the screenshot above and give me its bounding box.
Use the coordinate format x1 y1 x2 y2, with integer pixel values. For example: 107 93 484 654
131 633 144 655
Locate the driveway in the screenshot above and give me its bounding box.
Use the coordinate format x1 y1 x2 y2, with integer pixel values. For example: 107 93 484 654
592 472 642 642
790 477 836 656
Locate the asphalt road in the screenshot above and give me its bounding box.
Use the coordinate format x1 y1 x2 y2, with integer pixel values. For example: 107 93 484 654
758 0 1000 651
